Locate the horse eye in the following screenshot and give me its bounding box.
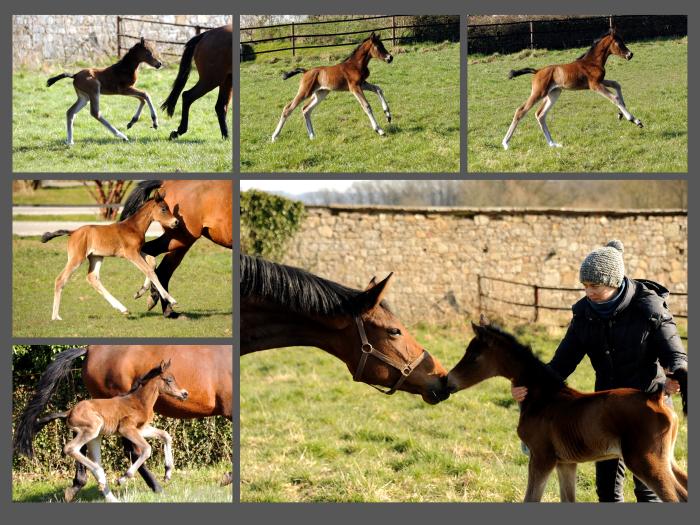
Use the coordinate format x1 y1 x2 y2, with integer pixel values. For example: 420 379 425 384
388 328 401 336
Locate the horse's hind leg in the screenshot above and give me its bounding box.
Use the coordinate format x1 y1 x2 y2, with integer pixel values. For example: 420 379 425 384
122 437 162 493
126 251 177 306
117 427 152 485
302 90 328 139
503 90 543 150
134 254 157 300
65 432 117 502
86 255 129 315
535 88 562 147
272 91 307 142
594 81 643 128
524 454 556 502
52 254 83 321
149 247 191 318
169 79 214 140
215 75 232 139
625 454 682 502
64 450 89 502
87 86 129 141
350 85 385 136
65 91 88 146
556 463 577 502
361 82 392 122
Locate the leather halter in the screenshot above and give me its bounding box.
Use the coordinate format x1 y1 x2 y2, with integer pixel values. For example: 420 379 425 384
352 316 428 395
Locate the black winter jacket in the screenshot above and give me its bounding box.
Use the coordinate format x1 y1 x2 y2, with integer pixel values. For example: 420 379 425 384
548 278 687 392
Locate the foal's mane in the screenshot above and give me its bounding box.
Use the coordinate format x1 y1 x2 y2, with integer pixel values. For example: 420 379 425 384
343 35 373 62
241 254 386 317
576 29 616 60
482 324 565 393
124 364 163 395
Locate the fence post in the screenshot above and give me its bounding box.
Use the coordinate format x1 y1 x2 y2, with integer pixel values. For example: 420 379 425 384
392 16 397 46
116 16 122 58
609 16 613 29
533 284 540 322
196 25 202 35
477 275 483 315
291 22 296 57
529 21 534 50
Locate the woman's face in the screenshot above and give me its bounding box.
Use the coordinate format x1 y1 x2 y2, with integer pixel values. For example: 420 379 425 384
582 282 619 303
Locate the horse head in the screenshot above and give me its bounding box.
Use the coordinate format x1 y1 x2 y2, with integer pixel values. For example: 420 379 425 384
134 36 163 69
151 190 179 229
608 27 633 60
157 360 189 401
368 32 393 63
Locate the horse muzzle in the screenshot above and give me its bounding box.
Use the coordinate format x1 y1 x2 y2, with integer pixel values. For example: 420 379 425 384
385 55 393 64
154 61 163 69
179 390 189 400
625 52 633 60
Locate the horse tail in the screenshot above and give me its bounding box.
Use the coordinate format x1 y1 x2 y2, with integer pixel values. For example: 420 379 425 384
13 346 88 458
669 368 687 416
508 67 538 79
161 32 206 116
119 180 163 221
46 73 73 87
41 230 72 243
282 68 306 80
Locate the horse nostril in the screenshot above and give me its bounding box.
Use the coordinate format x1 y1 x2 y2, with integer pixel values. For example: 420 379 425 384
181 390 189 399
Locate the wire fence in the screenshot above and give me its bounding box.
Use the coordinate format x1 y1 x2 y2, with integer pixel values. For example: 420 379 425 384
477 274 688 340
467 15 687 55
116 16 219 58
240 15 459 59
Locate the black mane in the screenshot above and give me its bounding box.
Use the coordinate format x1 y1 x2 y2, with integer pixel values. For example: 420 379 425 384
241 254 381 317
124 364 163 395
482 324 566 394
343 35 372 62
576 29 614 60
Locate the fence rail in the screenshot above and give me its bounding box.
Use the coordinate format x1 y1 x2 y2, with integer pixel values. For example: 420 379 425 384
116 16 217 58
240 15 459 59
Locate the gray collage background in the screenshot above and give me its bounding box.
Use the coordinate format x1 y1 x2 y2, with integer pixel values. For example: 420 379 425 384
3 0 694 522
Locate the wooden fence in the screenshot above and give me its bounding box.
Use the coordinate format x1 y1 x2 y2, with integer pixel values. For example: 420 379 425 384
240 15 459 59
117 16 217 58
468 15 687 55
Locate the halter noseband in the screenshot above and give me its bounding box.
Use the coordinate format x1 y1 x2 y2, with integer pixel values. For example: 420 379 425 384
352 316 428 395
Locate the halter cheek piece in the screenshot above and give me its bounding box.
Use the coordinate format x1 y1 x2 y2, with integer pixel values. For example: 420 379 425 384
352 316 428 395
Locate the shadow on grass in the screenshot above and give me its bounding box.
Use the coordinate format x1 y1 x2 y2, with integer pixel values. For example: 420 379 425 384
128 309 232 321
14 483 104 503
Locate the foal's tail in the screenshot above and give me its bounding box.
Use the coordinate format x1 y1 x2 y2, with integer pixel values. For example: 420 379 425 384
282 68 306 80
120 180 163 221
13 346 88 458
46 73 74 87
41 230 72 243
161 31 206 116
508 67 538 79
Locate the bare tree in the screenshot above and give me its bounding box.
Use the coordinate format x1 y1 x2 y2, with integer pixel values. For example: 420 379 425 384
83 180 133 220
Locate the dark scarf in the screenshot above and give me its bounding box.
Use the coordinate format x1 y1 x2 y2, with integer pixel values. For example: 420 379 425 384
587 277 627 319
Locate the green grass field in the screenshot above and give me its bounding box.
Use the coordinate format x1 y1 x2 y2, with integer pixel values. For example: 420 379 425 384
12 66 232 172
240 322 688 502
240 43 460 172
13 236 232 337
13 462 232 503
468 37 688 172
13 185 96 205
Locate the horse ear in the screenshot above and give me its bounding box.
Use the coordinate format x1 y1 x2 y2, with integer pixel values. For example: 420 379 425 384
356 273 393 312
161 359 171 371
140 36 145 45
370 31 376 40
154 190 165 202
610 26 617 35
479 313 490 326
365 276 378 290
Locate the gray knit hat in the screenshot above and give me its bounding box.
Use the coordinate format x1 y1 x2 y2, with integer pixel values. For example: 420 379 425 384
579 240 625 287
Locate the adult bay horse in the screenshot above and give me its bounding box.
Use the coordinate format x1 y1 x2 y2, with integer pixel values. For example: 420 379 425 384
13 345 233 501
446 317 687 502
47 37 163 145
271 32 393 141
241 254 449 403
502 28 643 150
120 179 233 318
162 24 233 140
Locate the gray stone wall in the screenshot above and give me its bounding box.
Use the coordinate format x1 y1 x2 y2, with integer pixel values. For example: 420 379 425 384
13 15 231 69
282 206 688 325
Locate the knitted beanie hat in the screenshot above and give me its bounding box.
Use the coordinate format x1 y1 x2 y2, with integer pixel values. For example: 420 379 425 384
579 240 625 288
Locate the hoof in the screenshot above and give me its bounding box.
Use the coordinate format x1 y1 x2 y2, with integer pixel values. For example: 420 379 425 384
63 486 80 502
51 316 62 321
220 472 233 486
548 142 563 148
386 113 392 123
636 121 644 128
376 128 385 136
308 134 315 140
64 140 74 147
146 294 159 311
120 310 130 316
127 122 135 129
502 142 509 151
134 289 145 299
618 112 623 120
104 492 119 503
152 122 159 130
169 131 179 141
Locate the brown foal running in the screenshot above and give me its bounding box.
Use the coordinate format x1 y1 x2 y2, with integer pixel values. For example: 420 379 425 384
42 190 179 320
271 32 393 141
502 28 643 150
27 361 188 502
47 37 163 145
447 316 687 502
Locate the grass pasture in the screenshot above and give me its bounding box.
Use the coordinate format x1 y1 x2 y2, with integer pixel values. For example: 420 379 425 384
12 235 232 337
240 43 460 172
12 462 232 503
468 37 688 172
240 323 688 502
12 66 232 172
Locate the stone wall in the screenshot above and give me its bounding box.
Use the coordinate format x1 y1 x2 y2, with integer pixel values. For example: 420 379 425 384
282 206 688 326
12 15 231 69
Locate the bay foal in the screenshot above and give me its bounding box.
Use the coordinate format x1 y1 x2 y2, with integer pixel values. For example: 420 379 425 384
47 37 163 145
22 361 188 502
271 32 393 141
447 316 687 502
502 28 643 150
42 190 179 320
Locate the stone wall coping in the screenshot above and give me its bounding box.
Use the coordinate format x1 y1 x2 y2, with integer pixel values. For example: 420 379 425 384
305 205 688 217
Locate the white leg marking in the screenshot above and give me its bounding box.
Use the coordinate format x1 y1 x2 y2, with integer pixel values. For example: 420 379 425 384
537 88 562 147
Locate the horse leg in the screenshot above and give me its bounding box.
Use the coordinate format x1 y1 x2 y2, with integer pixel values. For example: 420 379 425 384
117 428 152 486
126 251 178 306
86 255 129 315
271 91 307 142
122 437 162 492
134 254 157 299
361 81 392 122
87 85 129 141
150 247 191 318
524 453 556 502
124 87 159 129
535 88 562 148
64 448 89 502
301 89 328 139
65 431 117 502
503 90 543 150
556 463 577 502
65 90 88 146
592 81 643 128
140 424 175 481
215 75 232 139
350 85 384 136
169 79 214 140
52 253 83 321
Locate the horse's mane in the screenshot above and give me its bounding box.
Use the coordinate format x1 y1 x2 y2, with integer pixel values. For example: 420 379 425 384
481 324 565 394
343 36 372 62
241 254 385 317
119 180 163 221
576 29 614 60
124 364 164 395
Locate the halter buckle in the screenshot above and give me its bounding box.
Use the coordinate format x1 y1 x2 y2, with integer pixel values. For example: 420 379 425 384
361 342 373 354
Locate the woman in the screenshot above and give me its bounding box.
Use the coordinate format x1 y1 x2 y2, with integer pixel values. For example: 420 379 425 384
511 240 687 502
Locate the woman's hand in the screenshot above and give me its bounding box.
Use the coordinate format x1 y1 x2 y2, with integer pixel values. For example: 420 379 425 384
664 377 681 395
511 383 528 402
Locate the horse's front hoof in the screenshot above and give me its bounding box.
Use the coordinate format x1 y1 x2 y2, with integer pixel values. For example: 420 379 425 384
169 131 179 141
549 142 563 148
502 142 509 151
120 310 130 317
127 122 135 130
636 121 644 128
376 128 385 136
64 486 80 502
64 140 74 147
152 122 159 129
51 315 62 321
